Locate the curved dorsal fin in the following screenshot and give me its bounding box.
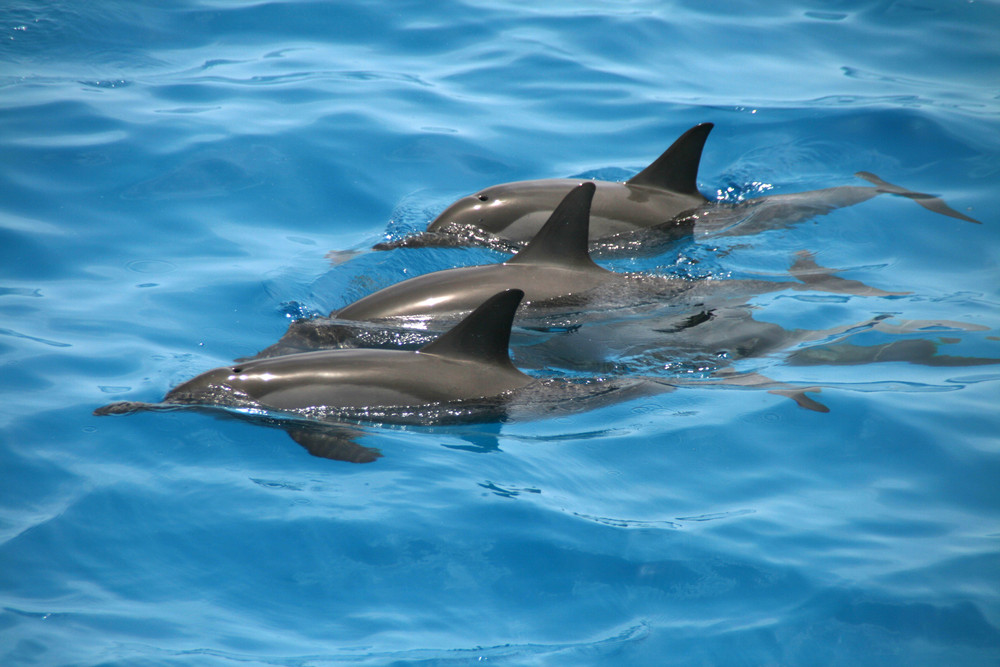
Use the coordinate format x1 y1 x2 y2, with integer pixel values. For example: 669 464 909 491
626 122 713 196
506 182 604 272
419 289 524 368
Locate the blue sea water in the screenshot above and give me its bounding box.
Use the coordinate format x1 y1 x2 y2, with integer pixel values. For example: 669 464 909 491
2 1 999 664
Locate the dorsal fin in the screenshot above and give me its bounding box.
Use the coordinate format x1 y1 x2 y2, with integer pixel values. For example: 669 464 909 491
626 122 713 196
506 182 604 271
419 289 524 368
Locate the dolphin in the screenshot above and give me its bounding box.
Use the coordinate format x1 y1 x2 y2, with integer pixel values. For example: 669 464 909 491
250 184 906 360
374 123 979 255
337 182 614 321
95 290 537 463
95 289 671 463
424 123 714 246
244 182 618 358
374 123 712 254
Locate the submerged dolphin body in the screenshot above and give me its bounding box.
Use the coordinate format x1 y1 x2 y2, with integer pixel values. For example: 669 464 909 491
515 302 1000 378
96 291 538 463
375 123 978 255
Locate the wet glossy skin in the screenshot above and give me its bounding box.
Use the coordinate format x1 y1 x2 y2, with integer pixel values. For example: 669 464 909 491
335 262 615 321
428 178 705 244
165 346 532 411
162 290 532 413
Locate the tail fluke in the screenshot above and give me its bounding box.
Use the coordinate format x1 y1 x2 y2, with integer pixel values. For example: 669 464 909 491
855 171 980 223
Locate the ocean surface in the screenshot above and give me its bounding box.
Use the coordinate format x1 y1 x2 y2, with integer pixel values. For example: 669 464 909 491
2 1 999 665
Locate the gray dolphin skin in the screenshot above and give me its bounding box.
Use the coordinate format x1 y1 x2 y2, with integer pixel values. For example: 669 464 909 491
173 289 532 409
374 123 978 254
95 290 536 463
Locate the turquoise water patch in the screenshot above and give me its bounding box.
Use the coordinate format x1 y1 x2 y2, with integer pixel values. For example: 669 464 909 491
1 1 999 665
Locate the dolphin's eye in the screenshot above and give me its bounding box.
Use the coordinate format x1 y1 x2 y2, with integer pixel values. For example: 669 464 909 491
231 367 243 373
477 194 489 201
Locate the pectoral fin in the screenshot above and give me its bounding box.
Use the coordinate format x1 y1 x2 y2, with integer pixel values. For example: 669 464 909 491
767 387 830 413
287 427 382 463
712 370 831 412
